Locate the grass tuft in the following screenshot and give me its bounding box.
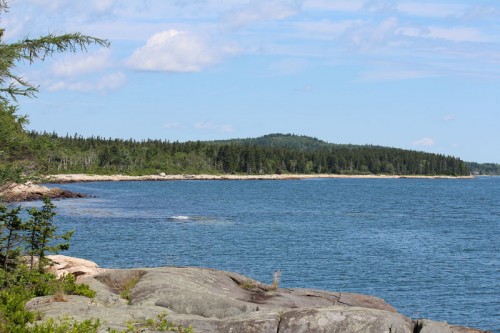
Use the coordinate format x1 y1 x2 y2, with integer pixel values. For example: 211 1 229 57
95 270 146 303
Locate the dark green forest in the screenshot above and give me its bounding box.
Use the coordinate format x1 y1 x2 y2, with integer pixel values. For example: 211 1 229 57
6 103 500 184
467 162 500 176
3 131 471 180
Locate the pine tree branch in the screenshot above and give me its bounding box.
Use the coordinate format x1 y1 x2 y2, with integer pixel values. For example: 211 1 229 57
14 33 110 63
0 33 109 102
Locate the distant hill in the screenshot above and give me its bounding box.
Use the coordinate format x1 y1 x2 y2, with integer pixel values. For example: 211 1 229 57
209 133 333 150
199 133 468 176
215 135 500 174
2 132 471 184
211 133 374 151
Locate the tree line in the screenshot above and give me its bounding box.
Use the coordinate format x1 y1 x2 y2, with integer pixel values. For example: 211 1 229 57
21 132 470 177
467 162 500 176
0 0 478 184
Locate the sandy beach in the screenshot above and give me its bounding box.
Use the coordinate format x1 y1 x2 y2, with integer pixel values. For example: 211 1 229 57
45 173 474 183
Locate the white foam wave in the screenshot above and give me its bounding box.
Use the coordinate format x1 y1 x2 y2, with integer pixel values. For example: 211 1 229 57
167 215 232 225
169 215 190 220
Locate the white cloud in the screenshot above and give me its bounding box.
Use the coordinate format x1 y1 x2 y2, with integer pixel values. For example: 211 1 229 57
371 17 399 43
360 69 436 81
348 17 400 50
397 24 492 43
194 121 235 133
163 122 186 129
461 5 500 21
5 0 499 84
411 137 435 147
443 114 456 122
97 72 127 90
303 0 364 12
222 0 301 29
397 2 466 18
396 24 492 43
427 26 491 43
93 0 116 13
395 26 427 38
163 121 235 132
127 30 238 72
46 72 126 92
51 49 112 77
2 14 29 40
25 0 68 12
363 1 398 14
295 20 362 39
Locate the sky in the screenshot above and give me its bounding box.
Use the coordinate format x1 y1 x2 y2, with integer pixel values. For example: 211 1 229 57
3 0 499 163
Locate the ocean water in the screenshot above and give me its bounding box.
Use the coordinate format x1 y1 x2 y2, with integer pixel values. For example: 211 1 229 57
39 177 499 331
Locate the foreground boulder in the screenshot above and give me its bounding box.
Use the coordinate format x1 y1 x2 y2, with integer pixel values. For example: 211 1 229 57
25 258 491 333
46 255 105 281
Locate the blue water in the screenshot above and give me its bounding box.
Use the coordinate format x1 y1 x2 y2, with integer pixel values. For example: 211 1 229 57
39 178 498 331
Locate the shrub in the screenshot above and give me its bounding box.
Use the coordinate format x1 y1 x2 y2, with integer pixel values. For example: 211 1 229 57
95 270 146 303
112 313 194 333
0 286 36 331
0 265 96 331
58 273 96 298
29 317 101 333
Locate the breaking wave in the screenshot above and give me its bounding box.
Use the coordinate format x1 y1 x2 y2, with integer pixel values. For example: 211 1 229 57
167 215 229 224
169 215 190 220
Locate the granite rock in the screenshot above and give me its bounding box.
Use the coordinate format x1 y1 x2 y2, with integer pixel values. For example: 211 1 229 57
25 259 492 333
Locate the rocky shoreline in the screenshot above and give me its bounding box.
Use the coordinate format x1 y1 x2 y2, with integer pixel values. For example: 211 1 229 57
0 173 474 202
29 255 491 333
0 181 86 203
46 173 474 183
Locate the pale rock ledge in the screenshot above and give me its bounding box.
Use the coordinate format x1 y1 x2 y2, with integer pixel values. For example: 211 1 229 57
25 255 491 333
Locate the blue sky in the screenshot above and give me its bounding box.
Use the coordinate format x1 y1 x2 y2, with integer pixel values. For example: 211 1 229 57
4 0 500 163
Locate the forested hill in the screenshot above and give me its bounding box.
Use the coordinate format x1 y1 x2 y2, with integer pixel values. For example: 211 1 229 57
2 132 469 179
209 133 334 150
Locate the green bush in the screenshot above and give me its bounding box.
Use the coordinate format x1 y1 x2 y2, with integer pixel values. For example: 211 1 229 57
58 273 96 298
0 287 36 332
29 317 101 333
0 265 97 332
108 313 194 333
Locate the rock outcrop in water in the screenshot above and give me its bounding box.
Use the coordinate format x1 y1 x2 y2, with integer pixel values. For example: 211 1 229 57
0 182 86 202
25 256 490 333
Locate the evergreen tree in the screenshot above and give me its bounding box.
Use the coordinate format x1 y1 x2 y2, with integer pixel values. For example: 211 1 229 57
0 0 109 184
25 197 74 272
0 205 23 270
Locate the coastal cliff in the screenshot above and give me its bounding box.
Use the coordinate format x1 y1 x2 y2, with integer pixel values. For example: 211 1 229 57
26 255 491 333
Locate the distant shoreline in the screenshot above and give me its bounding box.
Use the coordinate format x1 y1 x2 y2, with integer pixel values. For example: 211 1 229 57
45 173 474 183
1 173 472 202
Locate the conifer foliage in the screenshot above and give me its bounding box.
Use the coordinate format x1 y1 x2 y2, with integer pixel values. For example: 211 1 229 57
0 0 109 184
29 132 471 177
0 5 105 329
0 198 74 272
25 197 74 272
